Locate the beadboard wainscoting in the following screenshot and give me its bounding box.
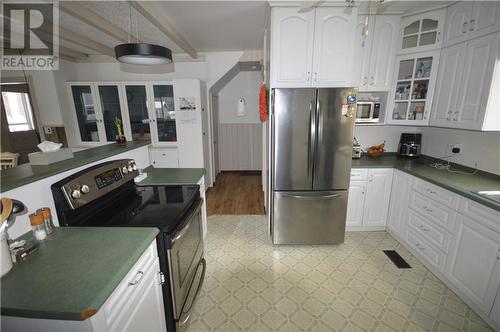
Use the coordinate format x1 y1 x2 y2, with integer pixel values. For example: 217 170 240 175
218 123 262 171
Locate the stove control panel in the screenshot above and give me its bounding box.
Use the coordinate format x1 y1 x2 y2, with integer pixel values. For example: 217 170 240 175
61 159 139 209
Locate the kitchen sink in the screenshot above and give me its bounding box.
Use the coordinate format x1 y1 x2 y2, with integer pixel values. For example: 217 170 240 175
474 191 500 203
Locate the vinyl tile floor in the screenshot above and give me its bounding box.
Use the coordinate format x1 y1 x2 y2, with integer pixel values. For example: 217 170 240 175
185 215 493 332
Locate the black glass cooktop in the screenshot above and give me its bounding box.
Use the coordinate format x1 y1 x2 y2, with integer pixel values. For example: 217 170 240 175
127 185 200 233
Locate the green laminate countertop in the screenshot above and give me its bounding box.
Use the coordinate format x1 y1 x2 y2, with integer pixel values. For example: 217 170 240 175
136 166 205 186
1 227 159 321
352 154 500 212
0 141 150 193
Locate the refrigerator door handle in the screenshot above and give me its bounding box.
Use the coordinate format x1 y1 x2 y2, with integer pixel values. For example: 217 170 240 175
308 100 315 178
281 193 341 200
313 94 321 177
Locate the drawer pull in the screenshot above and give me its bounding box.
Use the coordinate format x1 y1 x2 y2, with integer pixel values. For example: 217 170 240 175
415 243 425 251
497 250 500 260
426 189 437 194
418 225 430 232
128 271 144 286
423 206 433 212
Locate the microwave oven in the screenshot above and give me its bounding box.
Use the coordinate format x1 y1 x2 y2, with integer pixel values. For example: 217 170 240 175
356 101 381 123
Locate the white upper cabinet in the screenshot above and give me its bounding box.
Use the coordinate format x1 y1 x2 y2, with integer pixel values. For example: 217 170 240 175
386 50 440 125
312 7 357 87
454 32 500 130
398 9 446 54
443 1 500 47
355 15 400 91
433 32 500 130
367 16 400 91
443 1 472 47
271 8 315 87
271 6 357 88
430 43 466 127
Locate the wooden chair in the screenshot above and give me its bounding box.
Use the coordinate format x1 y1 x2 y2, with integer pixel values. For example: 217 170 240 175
0 152 20 170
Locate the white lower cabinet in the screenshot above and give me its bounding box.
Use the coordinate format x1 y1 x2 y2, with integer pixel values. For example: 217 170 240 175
346 181 366 227
347 168 393 230
386 170 412 236
150 147 179 168
362 169 394 227
446 213 500 315
491 287 500 327
386 172 500 330
2 241 166 332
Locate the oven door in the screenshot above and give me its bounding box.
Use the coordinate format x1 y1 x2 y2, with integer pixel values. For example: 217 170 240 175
167 198 205 322
356 102 377 123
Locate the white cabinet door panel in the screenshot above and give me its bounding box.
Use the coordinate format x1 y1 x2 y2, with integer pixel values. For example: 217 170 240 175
430 43 466 127
312 7 357 87
271 8 315 87
469 1 500 40
353 15 372 90
386 170 412 237
454 32 499 129
346 181 366 227
367 15 400 91
446 214 500 314
363 169 393 227
443 1 472 47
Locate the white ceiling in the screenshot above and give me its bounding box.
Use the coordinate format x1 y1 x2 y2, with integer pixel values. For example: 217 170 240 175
56 1 454 59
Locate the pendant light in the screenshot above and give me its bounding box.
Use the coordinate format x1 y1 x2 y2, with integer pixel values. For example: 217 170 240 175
115 4 172 65
115 43 172 65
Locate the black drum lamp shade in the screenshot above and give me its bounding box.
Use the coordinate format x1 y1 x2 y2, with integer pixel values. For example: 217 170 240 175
114 43 173 65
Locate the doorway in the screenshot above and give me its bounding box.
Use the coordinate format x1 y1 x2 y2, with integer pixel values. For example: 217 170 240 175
1 83 41 164
207 61 265 215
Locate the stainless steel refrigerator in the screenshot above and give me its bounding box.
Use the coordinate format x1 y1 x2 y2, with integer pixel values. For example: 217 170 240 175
271 88 357 245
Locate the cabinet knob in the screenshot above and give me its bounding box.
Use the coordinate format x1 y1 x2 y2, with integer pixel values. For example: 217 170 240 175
469 19 475 31
462 21 468 33
314 72 318 82
453 111 459 121
446 110 452 120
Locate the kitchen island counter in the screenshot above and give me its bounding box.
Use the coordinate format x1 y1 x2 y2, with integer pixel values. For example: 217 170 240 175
1 227 159 321
0 141 150 193
136 166 205 186
352 154 500 212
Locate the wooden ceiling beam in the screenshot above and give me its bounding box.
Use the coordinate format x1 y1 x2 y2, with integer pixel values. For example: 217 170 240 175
57 28 115 58
129 1 197 59
60 1 136 43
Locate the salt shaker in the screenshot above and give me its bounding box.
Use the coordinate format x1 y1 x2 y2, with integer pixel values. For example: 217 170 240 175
37 208 55 236
29 213 47 241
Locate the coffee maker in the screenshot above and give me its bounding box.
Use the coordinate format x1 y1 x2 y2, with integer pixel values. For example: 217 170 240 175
398 133 421 157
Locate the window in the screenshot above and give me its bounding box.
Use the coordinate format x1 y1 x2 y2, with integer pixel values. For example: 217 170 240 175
1 90 35 132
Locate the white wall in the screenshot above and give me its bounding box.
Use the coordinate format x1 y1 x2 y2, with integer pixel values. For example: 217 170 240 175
421 127 500 175
218 71 261 124
354 125 419 152
36 52 243 186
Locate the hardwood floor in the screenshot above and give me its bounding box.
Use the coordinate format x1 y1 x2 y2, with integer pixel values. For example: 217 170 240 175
206 171 266 215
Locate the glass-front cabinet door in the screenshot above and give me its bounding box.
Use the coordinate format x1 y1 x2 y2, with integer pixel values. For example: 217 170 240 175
96 84 129 142
149 84 177 145
124 85 151 141
69 84 103 143
387 51 440 125
398 9 446 54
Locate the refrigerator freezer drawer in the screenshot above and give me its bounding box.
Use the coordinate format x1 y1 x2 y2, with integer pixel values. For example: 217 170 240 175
272 190 347 244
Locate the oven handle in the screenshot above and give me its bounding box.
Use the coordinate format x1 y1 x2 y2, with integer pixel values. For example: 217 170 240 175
172 198 202 245
178 258 207 326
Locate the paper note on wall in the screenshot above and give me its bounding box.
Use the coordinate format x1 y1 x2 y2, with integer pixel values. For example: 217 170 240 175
178 96 197 124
